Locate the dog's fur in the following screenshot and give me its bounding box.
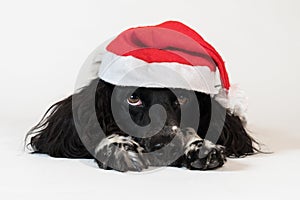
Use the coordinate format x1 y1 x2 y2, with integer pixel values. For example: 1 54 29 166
26 78 258 172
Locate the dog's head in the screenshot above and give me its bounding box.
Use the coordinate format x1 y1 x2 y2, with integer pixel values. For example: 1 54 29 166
88 79 216 152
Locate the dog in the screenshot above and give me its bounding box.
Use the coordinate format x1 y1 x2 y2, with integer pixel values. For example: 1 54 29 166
26 21 258 172
26 78 257 172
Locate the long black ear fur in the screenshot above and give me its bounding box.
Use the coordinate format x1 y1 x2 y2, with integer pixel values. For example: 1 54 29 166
219 113 259 157
26 78 114 158
26 94 92 158
196 92 259 158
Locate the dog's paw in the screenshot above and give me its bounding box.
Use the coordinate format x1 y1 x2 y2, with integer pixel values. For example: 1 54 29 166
94 134 150 172
185 139 226 170
95 134 149 172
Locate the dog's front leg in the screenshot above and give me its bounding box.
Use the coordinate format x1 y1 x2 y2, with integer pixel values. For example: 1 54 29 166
179 128 227 170
94 134 150 172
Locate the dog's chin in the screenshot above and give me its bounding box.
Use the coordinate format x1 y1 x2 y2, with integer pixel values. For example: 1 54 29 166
135 126 179 150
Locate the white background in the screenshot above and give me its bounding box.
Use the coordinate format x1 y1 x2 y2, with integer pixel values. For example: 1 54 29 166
0 0 299 199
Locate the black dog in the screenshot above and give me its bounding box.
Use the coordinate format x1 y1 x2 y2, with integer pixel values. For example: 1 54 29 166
26 78 258 172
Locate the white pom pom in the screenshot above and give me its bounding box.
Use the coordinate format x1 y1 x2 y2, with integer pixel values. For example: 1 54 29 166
214 84 248 122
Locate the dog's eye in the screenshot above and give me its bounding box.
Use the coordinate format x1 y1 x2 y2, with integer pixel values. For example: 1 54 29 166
127 95 143 106
175 95 188 105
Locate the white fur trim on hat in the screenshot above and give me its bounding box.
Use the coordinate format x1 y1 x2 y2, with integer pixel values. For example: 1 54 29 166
214 84 248 121
98 52 220 94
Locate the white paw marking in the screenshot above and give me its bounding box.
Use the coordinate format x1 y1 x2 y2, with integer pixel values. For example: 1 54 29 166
182 128 223 155
94 134 143 154
203 140 218 149
183 128 203 155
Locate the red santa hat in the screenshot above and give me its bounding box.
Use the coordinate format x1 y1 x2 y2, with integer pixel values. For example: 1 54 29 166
95 21 247 119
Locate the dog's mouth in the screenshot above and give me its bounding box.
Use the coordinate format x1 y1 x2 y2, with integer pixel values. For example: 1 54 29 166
134 126 203 166
142 126 178 150
138 125 196 152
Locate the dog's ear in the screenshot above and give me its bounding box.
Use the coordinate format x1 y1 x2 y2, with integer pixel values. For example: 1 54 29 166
218 112 259 157
26 93 91 158
25 78 113 158
197 94 258 157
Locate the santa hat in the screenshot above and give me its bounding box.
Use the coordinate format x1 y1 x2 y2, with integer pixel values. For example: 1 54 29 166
95 21 247 120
